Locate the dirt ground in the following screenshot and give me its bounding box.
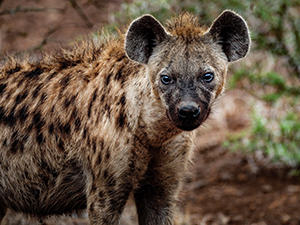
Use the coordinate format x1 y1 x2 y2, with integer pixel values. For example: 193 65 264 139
1 0 300 225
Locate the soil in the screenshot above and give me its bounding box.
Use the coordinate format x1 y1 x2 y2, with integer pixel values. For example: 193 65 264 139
1 1 300 224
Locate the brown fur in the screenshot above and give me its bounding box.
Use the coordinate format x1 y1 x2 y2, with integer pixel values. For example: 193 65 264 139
0 11 250 225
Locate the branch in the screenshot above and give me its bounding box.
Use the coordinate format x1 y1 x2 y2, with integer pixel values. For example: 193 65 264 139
0 6 64 16
267 3 300 77
68 0 93 28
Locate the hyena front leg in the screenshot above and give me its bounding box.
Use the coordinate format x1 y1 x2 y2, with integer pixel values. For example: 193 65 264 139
134 139 191 225
87 164 133 225
134 169 178 225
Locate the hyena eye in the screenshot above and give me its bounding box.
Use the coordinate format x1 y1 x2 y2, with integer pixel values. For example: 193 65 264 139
202 72 214 83
161 75 173 85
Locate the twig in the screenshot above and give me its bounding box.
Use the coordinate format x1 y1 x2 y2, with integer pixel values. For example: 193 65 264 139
0 6 64 16
68 0 93 28
267 3 300 77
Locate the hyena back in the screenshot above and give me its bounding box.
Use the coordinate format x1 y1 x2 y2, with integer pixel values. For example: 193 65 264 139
0 10 250 225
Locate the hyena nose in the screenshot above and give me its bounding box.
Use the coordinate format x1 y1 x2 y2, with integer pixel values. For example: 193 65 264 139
178 105 200 120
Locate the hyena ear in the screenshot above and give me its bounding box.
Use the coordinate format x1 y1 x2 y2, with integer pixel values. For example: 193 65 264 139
208 10 250 62
125 14 169 64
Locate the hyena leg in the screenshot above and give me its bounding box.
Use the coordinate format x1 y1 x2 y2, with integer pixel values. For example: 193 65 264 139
134 141 191 225
134 169 179 225
87 171 132 225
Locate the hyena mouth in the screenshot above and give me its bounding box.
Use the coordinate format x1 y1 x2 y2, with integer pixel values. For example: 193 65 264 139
166 107 211 131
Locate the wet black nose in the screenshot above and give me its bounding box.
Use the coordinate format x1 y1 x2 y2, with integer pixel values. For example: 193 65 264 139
178 105 200 120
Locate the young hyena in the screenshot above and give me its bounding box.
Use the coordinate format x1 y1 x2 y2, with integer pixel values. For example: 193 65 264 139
0 10 250 225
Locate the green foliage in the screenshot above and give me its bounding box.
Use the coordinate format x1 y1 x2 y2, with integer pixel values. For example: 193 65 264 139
225 112 300 166
229 70 300 103
227 68 300 165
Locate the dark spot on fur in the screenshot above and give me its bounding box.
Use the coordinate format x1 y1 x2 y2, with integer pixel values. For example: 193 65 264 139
0 106 4 121
48 123 54 135
10 131 24 153
88 90 97 118
15 91 28 106
33 112 45 131
4 111 15 127
116 55 126 62
21 134 28 144
39 93 47 104
87 136 91 146
59 59 81 69
115 66 124 81
3 138 7 147
92 139 97 153
59 123 70 135
0 83 7 96
58 139 64 151
47 72 57 81
60 75 70 88
64 98 71 109
105 73 112 86
36 132 44 144
91 184 97 192
64 95 76 109
117 111 126 129
83 127 87 139
103 170 108 179
118 94 126 106
10 139 18 154
96 154 102 165
104 104 111 118
51 105 55 113
71 107 78 118
100 93 106 103
105 151 110 160
98 191 104 198
17 105 28 122
24 67 43 79
26 123 33 133
7 66 21 75
32 84 42 98
107 176 116 187
74 117 81 131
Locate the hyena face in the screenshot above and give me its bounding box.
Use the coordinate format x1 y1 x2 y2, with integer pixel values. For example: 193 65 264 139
125 10 250 131
148 39 227 131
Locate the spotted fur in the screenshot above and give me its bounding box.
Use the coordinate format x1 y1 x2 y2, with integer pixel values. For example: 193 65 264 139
0 10 250 225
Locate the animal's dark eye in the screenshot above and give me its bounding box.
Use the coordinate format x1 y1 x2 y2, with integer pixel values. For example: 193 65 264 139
161 75 173 85
202 72 214 83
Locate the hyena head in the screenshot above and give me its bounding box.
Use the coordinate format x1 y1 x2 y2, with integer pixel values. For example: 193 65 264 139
125 10 250 131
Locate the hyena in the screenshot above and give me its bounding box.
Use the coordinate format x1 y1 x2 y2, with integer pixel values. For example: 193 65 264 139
0 10 250 225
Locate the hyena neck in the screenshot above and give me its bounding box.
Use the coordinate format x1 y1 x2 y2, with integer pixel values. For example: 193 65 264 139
129 69 182 148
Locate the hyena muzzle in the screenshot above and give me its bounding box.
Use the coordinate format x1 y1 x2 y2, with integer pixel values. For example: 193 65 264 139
0 10 250 225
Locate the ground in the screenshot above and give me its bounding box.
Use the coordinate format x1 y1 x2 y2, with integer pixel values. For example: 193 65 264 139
1 0 299 224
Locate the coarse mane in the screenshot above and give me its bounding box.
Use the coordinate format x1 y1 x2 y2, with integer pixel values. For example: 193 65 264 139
165 13 208 40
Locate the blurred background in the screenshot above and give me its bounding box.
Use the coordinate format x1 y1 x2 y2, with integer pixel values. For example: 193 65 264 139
0 0 299 224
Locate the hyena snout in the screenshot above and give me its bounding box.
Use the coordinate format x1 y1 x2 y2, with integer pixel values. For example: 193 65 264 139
178 102 200 120
171 101 209 131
